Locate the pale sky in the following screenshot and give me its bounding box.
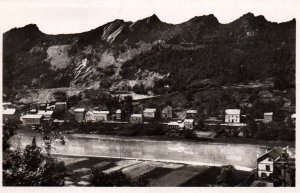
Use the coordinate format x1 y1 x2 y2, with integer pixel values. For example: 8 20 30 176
0 0 298 34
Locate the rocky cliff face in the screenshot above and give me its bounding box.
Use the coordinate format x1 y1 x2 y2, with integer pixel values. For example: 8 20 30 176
3 13 295 95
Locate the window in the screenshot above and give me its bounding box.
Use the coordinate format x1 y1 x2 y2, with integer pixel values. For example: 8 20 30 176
266 165 270 171
261 172 267 178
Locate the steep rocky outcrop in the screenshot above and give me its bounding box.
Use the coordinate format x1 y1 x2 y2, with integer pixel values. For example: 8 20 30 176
3 13 295 97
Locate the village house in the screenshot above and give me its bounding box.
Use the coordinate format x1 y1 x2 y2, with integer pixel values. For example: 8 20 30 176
186 109 197 119
130 114 143 124
93 110 110 121
161 106 173 119
257 147 282 180
263 112 273 123
184 119 195 130
37 110 53 119
55 102 67 112
85 111 94 122
115 109 121 121
143 108 156 120
2 102 12 110
225 109 241 123
257 147 295 186
2 108 17 121
167 121 184 130
20 114 44 126
291 114 296 125
74 108 86 122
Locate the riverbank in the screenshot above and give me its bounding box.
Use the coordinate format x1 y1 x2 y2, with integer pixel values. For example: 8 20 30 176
11 129 294 170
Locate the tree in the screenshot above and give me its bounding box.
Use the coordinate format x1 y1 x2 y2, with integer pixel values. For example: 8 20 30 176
3 137 66 186
89 168 149 187
53 91 67 102
216 165 236 186
3 119 20 152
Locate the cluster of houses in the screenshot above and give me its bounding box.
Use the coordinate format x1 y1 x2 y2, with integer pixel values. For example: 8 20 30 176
254 146 295 187
2 101 296 139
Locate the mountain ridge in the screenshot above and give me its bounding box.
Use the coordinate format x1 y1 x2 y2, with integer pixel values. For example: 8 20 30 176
3 13 295 99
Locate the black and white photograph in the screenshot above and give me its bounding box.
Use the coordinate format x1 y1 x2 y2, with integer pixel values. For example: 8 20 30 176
0 0 298 190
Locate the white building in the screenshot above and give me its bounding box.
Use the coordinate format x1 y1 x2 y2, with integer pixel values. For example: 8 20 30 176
74 108 85 122
263 112 273 123
143 108 156 119
161 106 173 119
291 114 296 125
85 110 110 122
225 109 241 123
167 121 184 130
116 109 121 120
2 102 12 110
184 119 195 130
94 111 110 121
20 114 44 126
186 109 197 119
130 114 143 124
2 108 17 120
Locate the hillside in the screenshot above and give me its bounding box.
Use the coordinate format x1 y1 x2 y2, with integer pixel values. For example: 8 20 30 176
3 13 295 100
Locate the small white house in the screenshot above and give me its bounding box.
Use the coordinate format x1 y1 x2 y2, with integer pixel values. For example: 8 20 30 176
85 110 110 122
225 109 241 123
20 114 44 126
116 109 121 120
291 114 296 125
143 108 156 119
94 111 110 121
263 112 273 123
167 121 184 130
184 119 195 130
186 109 197 119
161 106 173 119
130 114 143 124
85 111 95 122
74 108 85 122
2 108 17 120
2 102 12 110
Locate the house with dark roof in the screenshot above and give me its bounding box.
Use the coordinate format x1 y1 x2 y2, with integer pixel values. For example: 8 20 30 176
257 147 282 180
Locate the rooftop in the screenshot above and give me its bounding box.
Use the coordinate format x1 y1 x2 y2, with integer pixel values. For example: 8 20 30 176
184 119 195 123
93 110 110 114
21 114 44 119
2 108 16 115
186 109 197 114
55 102 67 105
143 108 156 113
257 147 282 163
74 108 85 112
131 114 143 118
2 102 12 106
167 121 184 127
225 109 241 115
264 112 273 116
37 110 54 115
